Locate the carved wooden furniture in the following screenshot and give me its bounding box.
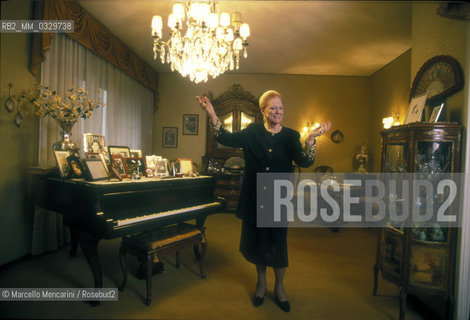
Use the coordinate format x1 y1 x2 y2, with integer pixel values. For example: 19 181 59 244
202 84 262 212
119 223 206 305
210 172 243 212
372 122 462 320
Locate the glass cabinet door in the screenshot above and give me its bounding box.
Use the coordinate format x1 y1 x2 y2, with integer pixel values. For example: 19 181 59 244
384 143 408 173
240 112 255 130
415 141 453 173
412 141 453 243
220 112 234 133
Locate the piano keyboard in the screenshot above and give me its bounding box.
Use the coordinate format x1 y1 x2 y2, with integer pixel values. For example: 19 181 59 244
116 201 222 227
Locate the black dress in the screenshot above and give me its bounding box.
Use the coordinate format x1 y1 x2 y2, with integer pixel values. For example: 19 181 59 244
214 122 315 267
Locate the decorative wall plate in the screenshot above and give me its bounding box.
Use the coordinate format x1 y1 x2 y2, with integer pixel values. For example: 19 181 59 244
331 130 343 143
410 55 464 105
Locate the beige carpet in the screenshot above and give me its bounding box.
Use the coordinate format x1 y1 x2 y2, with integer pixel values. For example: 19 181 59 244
0 213 436 319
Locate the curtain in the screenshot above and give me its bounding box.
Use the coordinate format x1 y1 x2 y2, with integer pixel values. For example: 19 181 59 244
32 34 153 254
38 34 153 167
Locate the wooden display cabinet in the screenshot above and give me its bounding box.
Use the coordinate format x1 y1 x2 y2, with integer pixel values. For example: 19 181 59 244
372 122 462 320
202 84 262 212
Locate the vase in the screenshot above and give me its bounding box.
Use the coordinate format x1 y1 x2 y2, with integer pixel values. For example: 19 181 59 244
52 120 79 153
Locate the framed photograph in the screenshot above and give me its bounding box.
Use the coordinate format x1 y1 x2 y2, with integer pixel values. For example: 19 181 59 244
162 127 178 148
83 159 109 181
125 157 146 175
146 155 156 169
130 149 142 158
428 103 444 122
86 152 109 175
53 150 71 178
155 158 169 176
404 93 428 124
111 154 129 179
83 133 107 154
178 158 194 175
183 114 199 135
108 145 131 158
66 155 86 179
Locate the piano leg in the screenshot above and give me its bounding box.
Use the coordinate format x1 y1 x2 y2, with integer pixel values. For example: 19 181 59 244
77 231 102 307
193 216 207 260
118 247 127 292
145 253 155 306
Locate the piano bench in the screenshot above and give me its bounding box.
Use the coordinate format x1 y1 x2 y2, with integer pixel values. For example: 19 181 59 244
118 223 207 306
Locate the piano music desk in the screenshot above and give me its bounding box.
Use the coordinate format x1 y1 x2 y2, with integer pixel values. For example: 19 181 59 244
119 223 207 306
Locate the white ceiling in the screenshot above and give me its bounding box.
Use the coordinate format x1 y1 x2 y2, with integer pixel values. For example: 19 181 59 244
79 0 412 77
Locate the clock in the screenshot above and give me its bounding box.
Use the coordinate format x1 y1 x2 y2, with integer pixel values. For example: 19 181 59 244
410 55 463 105
331 130 343 143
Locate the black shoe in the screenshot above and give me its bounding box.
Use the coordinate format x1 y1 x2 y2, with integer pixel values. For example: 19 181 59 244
252 295 264 307
274 293 290 313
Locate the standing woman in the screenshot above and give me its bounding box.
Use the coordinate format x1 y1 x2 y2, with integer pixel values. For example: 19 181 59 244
196 90 331 312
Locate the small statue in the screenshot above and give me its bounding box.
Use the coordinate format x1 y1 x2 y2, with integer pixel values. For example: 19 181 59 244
355 143 369 173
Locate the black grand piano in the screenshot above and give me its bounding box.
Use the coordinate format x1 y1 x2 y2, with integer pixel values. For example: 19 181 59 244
34 174 224 290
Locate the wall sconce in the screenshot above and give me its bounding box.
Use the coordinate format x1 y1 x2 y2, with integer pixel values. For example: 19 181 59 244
382 112 400 129
302 121 320 136
382 117 394 129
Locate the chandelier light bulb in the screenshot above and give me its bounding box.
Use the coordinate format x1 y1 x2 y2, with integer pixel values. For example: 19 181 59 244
168 13 176 30
240 23 250 39
233 38 243 51
225 28 234 42
200 3 211 20
189 3 202 21
151 15 162 37
216 27 224 40
220 12 230 27
207 12 218 29
173 3 185 20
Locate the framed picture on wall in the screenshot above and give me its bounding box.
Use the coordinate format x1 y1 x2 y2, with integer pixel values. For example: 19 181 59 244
183 114 199 135
162 127 178 148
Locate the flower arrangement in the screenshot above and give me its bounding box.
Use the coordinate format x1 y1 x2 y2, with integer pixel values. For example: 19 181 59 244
30 84 105 125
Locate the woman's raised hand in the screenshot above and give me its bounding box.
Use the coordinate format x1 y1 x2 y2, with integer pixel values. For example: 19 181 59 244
307 120 332 145
196 96 218 125
196 96 214 114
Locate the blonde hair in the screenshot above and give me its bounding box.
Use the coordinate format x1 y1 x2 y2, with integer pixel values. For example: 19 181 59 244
259 90 282 112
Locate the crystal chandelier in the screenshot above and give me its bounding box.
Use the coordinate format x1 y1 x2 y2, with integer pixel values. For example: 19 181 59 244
151 1 250 83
